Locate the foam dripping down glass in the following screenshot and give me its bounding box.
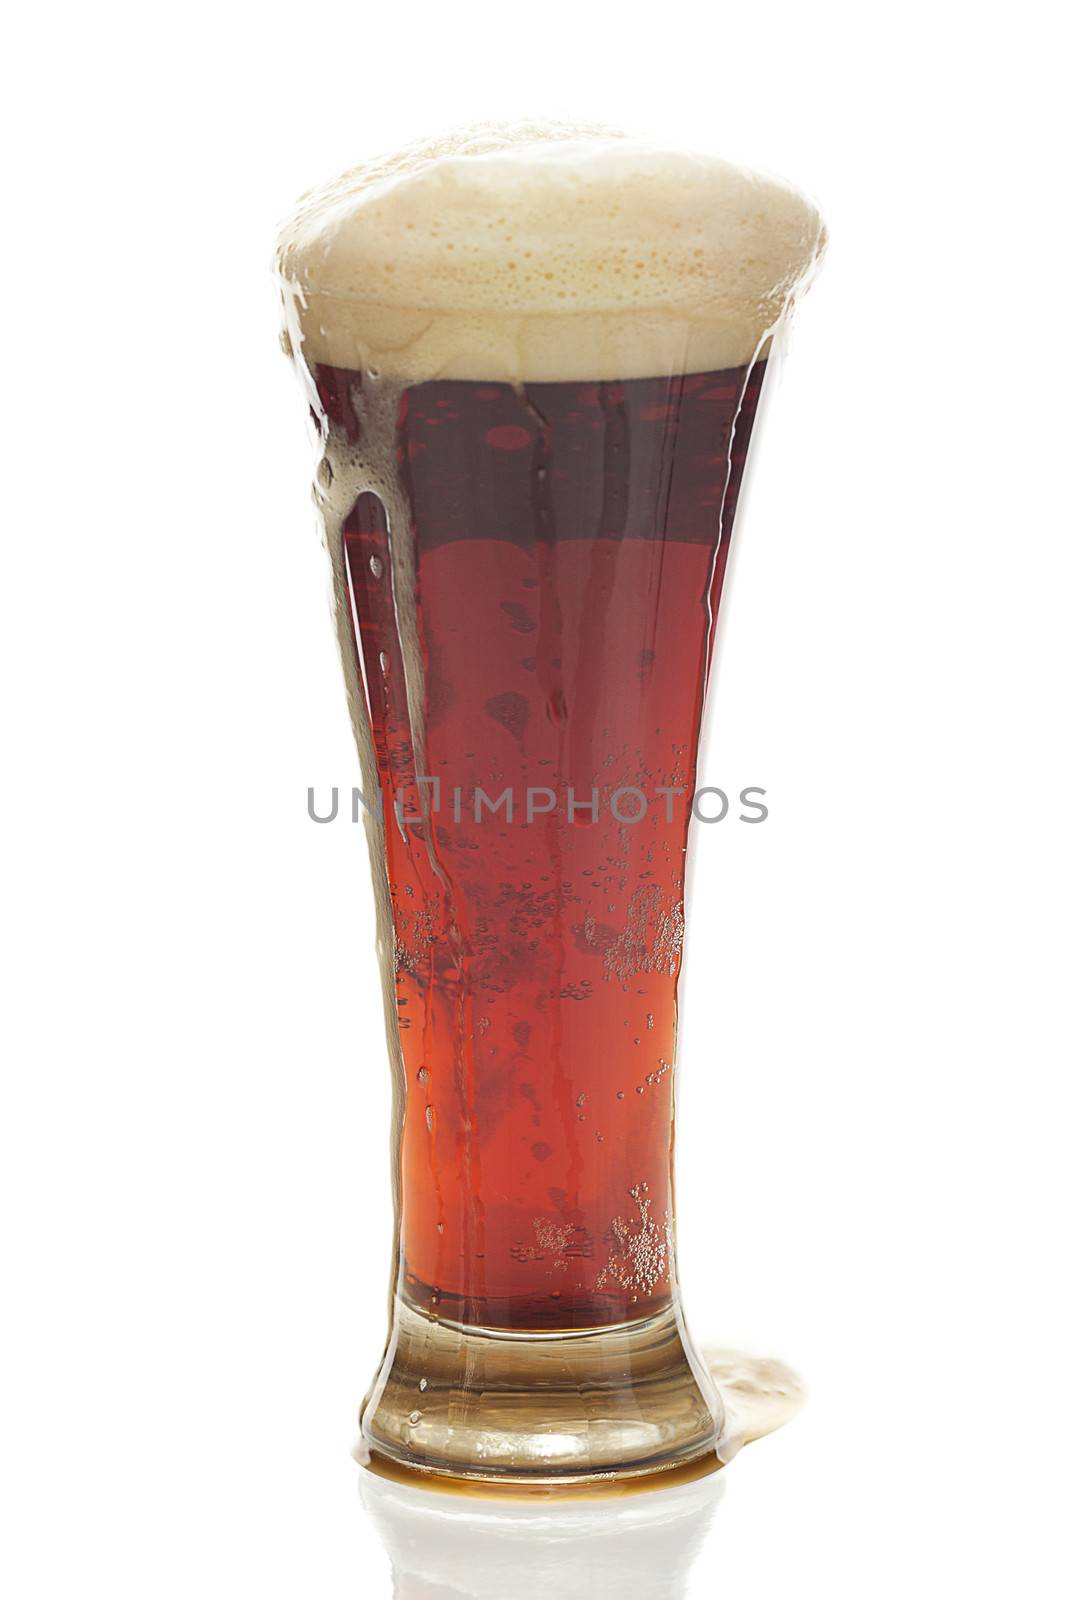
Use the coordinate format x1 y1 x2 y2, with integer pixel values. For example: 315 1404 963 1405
277 125 825 1488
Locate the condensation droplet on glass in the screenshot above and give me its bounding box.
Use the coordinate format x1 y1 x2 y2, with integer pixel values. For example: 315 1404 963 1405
416 1067 429 1085
369 555 383 580
418 1377 428 1392
408 1410 422 1425
379 650 389 674
425 1106 434 1132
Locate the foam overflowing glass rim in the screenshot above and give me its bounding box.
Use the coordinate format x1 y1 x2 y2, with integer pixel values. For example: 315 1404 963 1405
276 122 827 383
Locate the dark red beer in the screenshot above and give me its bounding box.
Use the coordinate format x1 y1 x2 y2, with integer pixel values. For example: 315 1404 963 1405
316 361 766 1331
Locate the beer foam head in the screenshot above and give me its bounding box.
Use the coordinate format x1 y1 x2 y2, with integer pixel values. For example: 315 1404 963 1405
276 121 826 382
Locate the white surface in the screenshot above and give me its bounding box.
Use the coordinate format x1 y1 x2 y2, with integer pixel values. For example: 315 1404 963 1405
1 2 1064 1596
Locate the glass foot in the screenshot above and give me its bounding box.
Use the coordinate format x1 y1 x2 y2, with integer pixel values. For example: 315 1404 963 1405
359 1297 724 1488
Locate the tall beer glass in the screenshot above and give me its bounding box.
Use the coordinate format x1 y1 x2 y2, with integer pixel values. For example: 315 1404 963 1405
277 124 824 1487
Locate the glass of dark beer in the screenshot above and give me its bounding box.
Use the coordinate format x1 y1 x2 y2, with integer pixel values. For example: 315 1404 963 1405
277 123 824 1487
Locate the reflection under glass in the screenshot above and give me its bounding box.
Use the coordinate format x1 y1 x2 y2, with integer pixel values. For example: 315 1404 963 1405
360 1468 725 1600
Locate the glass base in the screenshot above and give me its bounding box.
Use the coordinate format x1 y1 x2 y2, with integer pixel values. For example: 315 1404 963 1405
358 1297 724 1487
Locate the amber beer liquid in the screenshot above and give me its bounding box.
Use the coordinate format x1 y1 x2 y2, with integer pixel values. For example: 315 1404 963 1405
278 124 824 1483
324 360 765 1332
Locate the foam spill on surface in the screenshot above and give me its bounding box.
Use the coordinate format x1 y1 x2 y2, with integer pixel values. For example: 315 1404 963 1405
277 120 826 381
704 1346 807 1462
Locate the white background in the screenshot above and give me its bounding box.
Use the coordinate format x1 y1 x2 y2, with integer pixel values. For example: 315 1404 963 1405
2 2 1064 1595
